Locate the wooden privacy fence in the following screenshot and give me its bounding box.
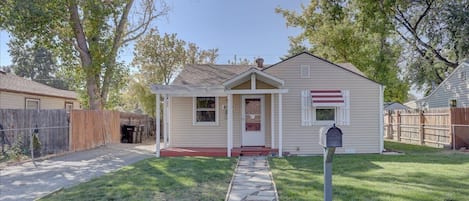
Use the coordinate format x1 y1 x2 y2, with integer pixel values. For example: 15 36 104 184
69 110 121 151
0 109 69 156
384 108 469 149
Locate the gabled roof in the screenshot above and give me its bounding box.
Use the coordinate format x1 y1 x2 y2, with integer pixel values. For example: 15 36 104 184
262 52 381 85
0 71 77 99
223 67 284 89
171 64 251 86
170 52 379 88
419 60 469 101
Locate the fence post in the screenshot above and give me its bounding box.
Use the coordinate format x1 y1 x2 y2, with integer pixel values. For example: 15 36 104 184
397 111 401 142
387 111 392 139
419 110 425 145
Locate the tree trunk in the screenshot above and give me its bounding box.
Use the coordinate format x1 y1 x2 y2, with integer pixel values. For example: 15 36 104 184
68 1 102 110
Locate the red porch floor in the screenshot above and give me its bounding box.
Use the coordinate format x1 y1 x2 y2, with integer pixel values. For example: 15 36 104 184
160 147 279 157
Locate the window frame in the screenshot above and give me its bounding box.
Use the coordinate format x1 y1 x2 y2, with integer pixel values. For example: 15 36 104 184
25 98 40 110
312 106 336 125
300 64 311 78
449 99 457 108
193 96 219 126
65 101 74 112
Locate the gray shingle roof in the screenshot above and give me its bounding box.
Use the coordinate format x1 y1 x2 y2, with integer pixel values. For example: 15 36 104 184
0 71 77 99
171 62 368 87
171 64 252 86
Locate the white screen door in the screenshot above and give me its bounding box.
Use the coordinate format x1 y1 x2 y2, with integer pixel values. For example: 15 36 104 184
242 95 265 146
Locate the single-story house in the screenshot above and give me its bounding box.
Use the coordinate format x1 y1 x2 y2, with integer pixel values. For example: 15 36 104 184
0 70 80 110
417 60 469 109
384 102 410 111
151 52 384 157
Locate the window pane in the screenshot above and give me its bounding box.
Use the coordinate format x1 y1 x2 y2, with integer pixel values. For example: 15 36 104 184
316 108 335 121
196 111 216 122
197 97 216 109
26 100 39 110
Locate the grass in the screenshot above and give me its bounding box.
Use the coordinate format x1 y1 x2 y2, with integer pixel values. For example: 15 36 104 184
270 141 469 201
41 157 237 201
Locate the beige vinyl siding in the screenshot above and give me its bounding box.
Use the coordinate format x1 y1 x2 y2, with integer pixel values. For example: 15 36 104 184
264 54 381 154
233 80 277 90
0 91 79 109
170 96 227 147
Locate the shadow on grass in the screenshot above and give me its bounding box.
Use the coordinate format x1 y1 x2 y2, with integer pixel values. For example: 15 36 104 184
41 157 237 201
270 152 469 201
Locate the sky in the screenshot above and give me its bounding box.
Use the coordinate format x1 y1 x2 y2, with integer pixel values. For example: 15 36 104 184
0 0 309 67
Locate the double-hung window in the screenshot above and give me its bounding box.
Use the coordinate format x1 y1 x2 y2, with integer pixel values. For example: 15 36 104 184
193 97 218 125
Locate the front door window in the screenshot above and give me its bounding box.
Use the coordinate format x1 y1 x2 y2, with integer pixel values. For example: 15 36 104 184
245 98 261 131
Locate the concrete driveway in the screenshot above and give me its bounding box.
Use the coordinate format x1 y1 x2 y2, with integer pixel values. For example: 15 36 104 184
0 143 155 201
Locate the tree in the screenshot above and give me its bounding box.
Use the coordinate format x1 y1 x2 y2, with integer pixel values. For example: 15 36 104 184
276 0 409 102
8 38 70 90
227 55 254 65
390 0 469 92
128 31 218 116
0 0 168 109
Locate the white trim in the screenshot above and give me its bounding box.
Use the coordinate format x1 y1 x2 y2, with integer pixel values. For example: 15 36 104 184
223 68 285 89
156 94 161 158
313 107 336 125
168 96 172 146
241 95 265 146
227 94 233 157
163 94 168 148
192 96 219 126
271 93 275 149
226 89 288 94
151 84 225 95
251 73 256 90
25 98 40 110
278 93 283 157
379 85 384 153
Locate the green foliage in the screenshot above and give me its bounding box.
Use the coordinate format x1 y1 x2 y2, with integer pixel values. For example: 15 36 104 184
127 30 219 116
391 0 468 93
32 133 41 157
0 0 168 109
8 38 71 90
6 134 26 161
277 0 409 102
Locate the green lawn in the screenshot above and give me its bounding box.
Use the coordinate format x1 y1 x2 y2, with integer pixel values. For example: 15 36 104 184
270 141 469 201
41 157 237 201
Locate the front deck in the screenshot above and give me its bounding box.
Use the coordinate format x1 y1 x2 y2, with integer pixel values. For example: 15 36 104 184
160 147 279 157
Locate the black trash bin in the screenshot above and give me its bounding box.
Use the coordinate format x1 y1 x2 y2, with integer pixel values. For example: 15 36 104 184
121 125 136 143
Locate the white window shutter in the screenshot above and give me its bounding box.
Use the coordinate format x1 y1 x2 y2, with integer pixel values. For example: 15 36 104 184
335 106 343 125
344 90 351 125
301 90 312 126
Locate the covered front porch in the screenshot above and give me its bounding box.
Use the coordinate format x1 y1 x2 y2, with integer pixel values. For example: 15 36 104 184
151 68 288 157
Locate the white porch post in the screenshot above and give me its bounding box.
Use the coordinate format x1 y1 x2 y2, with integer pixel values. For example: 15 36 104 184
271 93 275 149
156 93 161 157
278 93 283 157
163 94 168 148
227 94 233 157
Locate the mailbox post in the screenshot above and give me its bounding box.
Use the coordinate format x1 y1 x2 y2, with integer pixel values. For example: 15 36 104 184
319 124 343 201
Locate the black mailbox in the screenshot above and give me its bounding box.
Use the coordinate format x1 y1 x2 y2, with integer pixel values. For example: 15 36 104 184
326 124 343 148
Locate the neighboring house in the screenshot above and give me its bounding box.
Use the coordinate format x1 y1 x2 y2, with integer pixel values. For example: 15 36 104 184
384 102 410 111
404 100 418 109
151 52 384 157
416 60 469 109
0 70 80 110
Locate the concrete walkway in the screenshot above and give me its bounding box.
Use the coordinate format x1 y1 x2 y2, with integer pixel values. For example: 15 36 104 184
227 156 278 201
0 143 154 201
